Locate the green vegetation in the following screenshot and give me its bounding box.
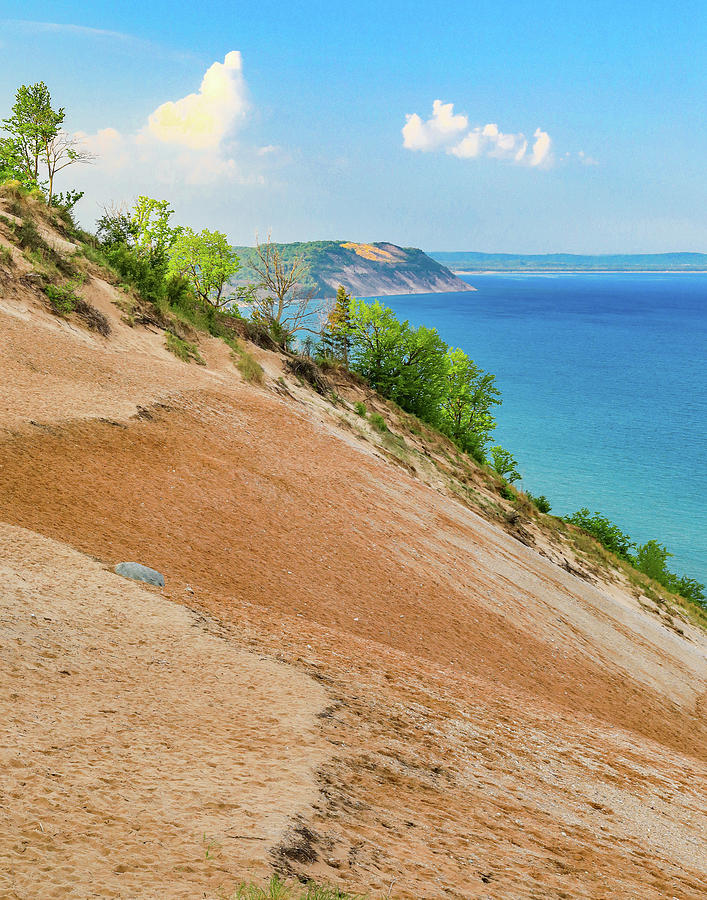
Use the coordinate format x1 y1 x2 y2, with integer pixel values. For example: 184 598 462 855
320 285 353 364
490 446 520 483
354 400 367 416
1 81 92 201
42 278 111 334
566 508 705 608
229 875 364 900
168 227 243 308
316 297 500 462
369 412 388 433
526 491 552 513
44 281 79 315
165 331 206 365
565 508 634 560
233 347 265 384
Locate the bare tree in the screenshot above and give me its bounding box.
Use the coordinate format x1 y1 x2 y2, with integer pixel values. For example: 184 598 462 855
44 131 95 205
247 236 327 343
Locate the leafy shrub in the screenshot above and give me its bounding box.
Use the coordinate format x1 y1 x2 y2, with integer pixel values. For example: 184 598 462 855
669 575 706 608
565 508 634 560
354 400 367 417
369 412 387 433
44 282 78 315
490 446 521 483
103 243 171 302
499 484 516 501
165 331 205 364
0 245 12 267
527 491 551 513
634 540 706 608
346 298 501 459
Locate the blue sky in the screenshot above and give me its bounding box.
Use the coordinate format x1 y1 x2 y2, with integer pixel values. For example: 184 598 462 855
1 1 706 251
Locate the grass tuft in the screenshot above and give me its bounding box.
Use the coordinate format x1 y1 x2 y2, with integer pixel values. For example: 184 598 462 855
227 875 367 900
369 412 387 433
166 331 206 365
234 348 265 384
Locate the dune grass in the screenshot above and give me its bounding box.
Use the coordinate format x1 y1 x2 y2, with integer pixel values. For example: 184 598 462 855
166 331 206 365
232 346 265 384
226 875 368 900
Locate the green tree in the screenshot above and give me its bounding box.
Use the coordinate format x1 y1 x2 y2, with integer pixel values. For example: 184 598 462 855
168 227 242 309
131 196 179 261
634 540 672 583
490 446 521 483
2 82 63 185
669 575 705 607
441 348 501 461
96 203 137 248
0 136 25 183
321 285 353 364
347 298 449 423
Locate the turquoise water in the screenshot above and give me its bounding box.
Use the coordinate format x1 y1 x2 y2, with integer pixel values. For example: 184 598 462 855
383 274 707 584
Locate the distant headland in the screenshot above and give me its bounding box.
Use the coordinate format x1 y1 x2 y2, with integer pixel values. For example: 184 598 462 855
234 241 476 297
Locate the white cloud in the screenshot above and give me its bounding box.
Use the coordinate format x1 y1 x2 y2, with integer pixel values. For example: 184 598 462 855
402 100 468 151
530 128 552 167
78 52 269 187
148 50 247 149
403 100 554 168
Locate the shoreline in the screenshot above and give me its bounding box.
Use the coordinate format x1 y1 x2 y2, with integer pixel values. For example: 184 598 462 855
453 269 707 276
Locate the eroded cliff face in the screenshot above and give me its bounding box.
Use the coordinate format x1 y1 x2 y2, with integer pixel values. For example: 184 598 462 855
1 203 705 900
316 242 476 296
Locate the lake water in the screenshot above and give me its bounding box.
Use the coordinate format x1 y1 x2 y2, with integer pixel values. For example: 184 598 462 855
383 274 707 584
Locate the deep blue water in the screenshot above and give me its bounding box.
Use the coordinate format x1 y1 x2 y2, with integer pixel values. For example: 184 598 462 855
383 274 707 584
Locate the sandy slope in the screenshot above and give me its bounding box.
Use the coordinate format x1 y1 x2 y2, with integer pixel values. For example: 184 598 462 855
0 524 327 899
1 224 706 898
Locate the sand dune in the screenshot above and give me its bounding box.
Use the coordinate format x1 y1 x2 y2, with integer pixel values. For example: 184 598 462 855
1 216 706 897
0 525 327 899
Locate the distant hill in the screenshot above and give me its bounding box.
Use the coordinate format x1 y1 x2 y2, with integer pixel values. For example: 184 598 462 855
234 241 475 297
430 251 707 273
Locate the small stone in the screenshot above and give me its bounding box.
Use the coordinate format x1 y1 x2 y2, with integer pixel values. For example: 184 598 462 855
114 562 165 588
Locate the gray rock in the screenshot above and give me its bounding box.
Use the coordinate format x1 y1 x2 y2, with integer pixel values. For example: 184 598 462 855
114 562 165 587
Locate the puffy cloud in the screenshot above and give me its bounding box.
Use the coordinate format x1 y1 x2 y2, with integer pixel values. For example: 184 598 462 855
148 51 247 149
78 52 271 187
530 128 552 167
403 100 554 168
402 100 468 151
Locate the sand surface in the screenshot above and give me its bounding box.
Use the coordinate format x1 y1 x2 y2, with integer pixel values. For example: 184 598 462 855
1 221 706 898
0 525 327 899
